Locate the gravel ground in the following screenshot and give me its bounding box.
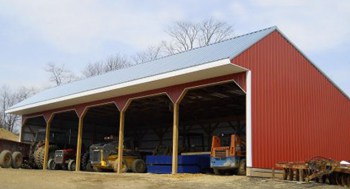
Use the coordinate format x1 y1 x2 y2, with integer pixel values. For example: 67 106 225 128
0 168 340 189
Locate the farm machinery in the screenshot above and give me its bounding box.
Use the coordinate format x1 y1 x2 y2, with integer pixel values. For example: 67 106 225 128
47 148 77 171
276 156 350 187
210 134 246 175
0 129 70 169
89 136 146 173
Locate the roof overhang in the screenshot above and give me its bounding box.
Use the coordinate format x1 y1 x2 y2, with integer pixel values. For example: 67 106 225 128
6 58 247 115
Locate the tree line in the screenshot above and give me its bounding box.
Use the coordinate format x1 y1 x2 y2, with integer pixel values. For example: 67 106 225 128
0 19 235 133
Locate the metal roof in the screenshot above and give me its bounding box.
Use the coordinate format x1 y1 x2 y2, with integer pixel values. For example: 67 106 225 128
7 26 277 114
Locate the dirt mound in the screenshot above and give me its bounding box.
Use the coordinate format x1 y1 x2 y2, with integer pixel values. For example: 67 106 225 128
0 128 19 141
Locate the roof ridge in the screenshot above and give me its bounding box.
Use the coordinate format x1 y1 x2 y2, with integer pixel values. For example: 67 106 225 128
137 26 278 65
15 26 278 92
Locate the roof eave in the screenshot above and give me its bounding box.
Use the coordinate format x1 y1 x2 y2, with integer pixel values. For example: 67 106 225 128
6 58 247 115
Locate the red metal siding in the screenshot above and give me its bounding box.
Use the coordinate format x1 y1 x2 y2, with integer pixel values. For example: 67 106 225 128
233 31 350 169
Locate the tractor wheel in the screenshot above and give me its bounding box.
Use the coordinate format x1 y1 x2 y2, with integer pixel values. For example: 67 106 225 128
33 146 44 169
237 159 246 176
68 159 76 171
48 158 56 170
11 151 23 169
85 162 93 172
213 168 225 175
81 151 90 171
0 150 12 168
131 159 146 173
34 145 58 169
113 159 128 173
93 166 103 172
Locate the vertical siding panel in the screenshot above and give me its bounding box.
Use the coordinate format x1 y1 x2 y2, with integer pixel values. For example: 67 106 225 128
233 31 350 168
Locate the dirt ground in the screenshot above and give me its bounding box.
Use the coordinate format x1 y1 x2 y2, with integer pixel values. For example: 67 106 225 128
0 168 339 189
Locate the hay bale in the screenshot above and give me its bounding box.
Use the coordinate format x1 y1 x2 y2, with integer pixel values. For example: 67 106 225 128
0 128 19 141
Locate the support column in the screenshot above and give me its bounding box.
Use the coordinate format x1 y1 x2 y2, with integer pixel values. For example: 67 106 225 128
246 70 252 173
43 115 52 170
75 115 84 171
117 111 125 174
172 103 179 174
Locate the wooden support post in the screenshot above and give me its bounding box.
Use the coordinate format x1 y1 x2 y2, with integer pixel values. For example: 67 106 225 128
299 169 304 181
117 111 125 174
172 103 179 174
75 115 84 171
283 168 288 180
289 169 294 181
296 169 300 181
43 117 52 170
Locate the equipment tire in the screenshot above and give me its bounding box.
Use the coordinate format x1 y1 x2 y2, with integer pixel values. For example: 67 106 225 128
34 145 58 169
0 150 12 168
131 159 146 173
68 159 76 171
85 162 93 172
213 168 225 175
81 151 90 171
237 159 246 175
48 158 56 170
11 151 23 169
113 159 128 173
33 146 44 169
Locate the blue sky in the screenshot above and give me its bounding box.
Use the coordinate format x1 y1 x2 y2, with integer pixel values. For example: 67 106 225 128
0 0 349 97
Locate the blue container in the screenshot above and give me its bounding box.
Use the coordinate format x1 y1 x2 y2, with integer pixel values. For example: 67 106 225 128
146 155 210 174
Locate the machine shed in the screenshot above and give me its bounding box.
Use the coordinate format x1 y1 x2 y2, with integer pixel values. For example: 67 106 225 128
6 26 350 176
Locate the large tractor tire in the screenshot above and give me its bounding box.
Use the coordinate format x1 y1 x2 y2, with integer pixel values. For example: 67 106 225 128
0 150 12 168
85 162 93 172
237 159 246 176
81 151 90 171
33 146 44 169
34 145 58 169
113 159 128 173
11 151 23 169
131 159 146 173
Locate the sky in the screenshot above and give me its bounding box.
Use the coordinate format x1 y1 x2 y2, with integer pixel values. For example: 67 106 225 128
0 0 349 97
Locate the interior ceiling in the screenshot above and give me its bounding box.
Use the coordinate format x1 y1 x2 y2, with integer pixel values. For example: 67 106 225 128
181 81 245 121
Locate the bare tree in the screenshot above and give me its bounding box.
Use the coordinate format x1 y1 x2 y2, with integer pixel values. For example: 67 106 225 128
133 44 165 64
82 54 131 78
198 18 234 46
104 54 130 72
82 61 105 78
166 21 200 53
45 63 77 86
135 19 234 63
0 86 36 133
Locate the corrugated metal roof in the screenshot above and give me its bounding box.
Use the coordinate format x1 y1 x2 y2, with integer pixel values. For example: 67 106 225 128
8 26 277 113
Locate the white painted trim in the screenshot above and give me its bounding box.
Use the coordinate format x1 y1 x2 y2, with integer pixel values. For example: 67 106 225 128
246 70 253 169
19 119 23 142
7 59 240 114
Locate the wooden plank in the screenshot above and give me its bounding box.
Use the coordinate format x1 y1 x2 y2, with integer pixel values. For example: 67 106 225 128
181 152 210 155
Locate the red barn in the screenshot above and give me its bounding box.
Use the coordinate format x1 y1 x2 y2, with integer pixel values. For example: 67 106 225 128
7 26 350 176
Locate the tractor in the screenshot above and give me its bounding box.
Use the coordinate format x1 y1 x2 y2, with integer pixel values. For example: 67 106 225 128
89 136 146 173
210 134 246 175
47 148 76 171
25 128 71 169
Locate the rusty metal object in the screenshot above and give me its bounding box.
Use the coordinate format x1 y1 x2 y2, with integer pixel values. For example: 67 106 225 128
276 156 350 187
